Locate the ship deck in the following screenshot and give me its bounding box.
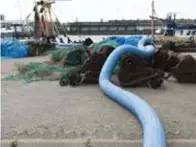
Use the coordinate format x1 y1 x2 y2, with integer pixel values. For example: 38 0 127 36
1 55 196 147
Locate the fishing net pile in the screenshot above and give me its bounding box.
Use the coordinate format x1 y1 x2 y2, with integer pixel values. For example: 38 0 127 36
3 62 74 83
2 36 196 88
3 45 89 83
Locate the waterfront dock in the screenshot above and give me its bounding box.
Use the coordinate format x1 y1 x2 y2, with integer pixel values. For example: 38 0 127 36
1 54 196 147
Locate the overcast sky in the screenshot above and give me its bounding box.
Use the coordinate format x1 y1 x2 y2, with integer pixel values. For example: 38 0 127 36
0 0 195 22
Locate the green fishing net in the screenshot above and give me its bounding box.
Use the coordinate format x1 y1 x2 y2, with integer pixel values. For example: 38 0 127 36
2 62 79 83
2 46 89 83
49 45 89 65
89 40 119 53
2 42 121 83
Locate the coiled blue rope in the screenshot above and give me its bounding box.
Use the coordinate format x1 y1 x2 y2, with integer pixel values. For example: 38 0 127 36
99 36 166 147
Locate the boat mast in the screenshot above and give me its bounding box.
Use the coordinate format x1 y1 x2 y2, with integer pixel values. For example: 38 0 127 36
151 0 156 37
18 0 23 22
29 0 71 40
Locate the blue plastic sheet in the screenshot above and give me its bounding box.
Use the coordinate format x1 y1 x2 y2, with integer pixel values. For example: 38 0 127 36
107 36 126 45
107 35 143 46
1 40 29 58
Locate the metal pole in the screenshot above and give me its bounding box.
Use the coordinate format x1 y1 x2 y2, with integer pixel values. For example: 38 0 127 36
151 0 154 38
18 0 22 22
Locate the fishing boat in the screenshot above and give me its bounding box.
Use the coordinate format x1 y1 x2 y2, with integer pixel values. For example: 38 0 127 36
150 0 196 43
155 14 196 42
1 0 77 44
1 20 34 41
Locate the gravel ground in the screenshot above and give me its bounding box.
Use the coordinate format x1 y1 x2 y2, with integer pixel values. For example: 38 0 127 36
1 54 196 145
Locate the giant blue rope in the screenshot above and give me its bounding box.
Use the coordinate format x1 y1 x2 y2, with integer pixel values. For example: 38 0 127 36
99 36 166 147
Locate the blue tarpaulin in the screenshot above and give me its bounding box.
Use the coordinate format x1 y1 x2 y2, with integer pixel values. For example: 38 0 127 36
1 40 29 58
107 35 143 47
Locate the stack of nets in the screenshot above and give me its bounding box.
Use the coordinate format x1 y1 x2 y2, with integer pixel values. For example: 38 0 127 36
49 45 89 66
1 37 144 84
88 39 119 54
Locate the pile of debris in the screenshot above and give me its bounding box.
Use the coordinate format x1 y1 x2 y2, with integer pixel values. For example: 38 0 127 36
153 48 196 83
162 41 196 52
59 45 196 88
3 36 196 89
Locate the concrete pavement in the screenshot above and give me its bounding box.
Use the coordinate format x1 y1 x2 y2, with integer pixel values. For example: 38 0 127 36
1 55 196 146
